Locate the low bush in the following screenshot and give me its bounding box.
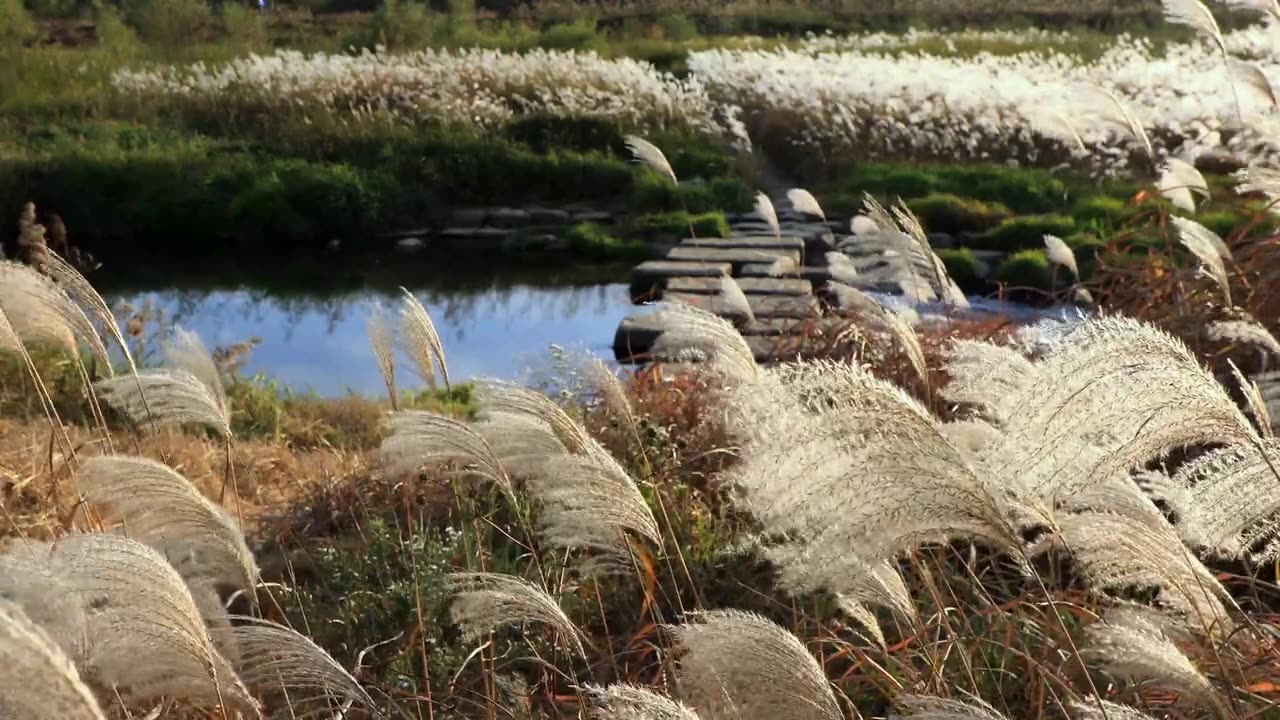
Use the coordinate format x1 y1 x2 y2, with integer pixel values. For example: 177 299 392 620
504 114 626 155
0 0 36 43
1071 195 1134 229
565 222 651 259
220 2 270 50
841 162 1070 214
935 247 983 290
994 248 1055 298
632 211 729 240
366 0 438 49
121 0 213 44
973 213 1077 251
906 193 1012 234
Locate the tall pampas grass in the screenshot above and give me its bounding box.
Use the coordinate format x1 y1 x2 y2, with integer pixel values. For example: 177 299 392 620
1228 359 1273 435
0 260 112 371
1070 699 1161 720
0 534 255 713
648 303 758 384
397 287 449 391
476 381 591 454
1075 84 1154 162
96 327 230 436
583 683 699 720
1157 158 1210 212
378 411 512 493
1207 318 1280 361
75 455 258 591
670 610 841 720
1043 234 1079 278
1081 607 1223 713
218 616 377 717
720 275 756 324
1172 438 1280 561
891 694 1010 719
367 305 397 409
446 572 585 656
1162 0 1225 52
625 136 677 185
941 339 1035 425
786 188 825 221
0 600 106 720
1171 217 1232 304
754 192 781 239
1231 59 1278 111
46 251 134 371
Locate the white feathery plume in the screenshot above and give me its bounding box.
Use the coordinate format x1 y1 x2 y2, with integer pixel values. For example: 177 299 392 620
1043 234 1079 278
1220 0 1280 20
1082 606 1223 713
985 316 1259 501
767 255 798 277
861 193 898 235
786 188 825 221
648 303 758 384
378 410 511 492
720 275 756 324
1171 216 1232 305
1172 438 1280 561
1234 164 1280 205
583 683 699 720
1027 108 1088 155
1162 0 1226 52
0 260 112 371
217 616 377 717
850 215 880 236
826 252 859 284
0 534 255 713
0 600 106 720
826 281 882 316
75 455 257 590
1069 699 1160 720
1228 359 1274 436
1157 158 1209 212
397 287 449 390
476 380 591 453
446 572 585 656
1074 84 1154 161
476 411 569 462
1231 59 1278 111
46 250 135 371
625 136 678 185
96 369 230 437
941 339 1036 425
891 694 1010 719
670 610 842 720
941 419 1004 464
891 199 951 296
1207 319 1280 359
367 305 396 405
754 192 781 239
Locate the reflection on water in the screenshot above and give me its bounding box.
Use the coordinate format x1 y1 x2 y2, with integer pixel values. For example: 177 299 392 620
107 282 632 397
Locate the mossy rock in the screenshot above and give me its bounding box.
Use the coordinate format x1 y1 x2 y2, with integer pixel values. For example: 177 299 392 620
994 248 1066 300
565 222 651 259
632 211 730 240
907 193 1012 234
841 162 1070 214
1071 195 1136 230
633 173 752 213
973 214 1077 251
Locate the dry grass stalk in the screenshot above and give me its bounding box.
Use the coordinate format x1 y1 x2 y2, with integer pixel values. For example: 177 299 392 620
397 287 449 390
941 339 1035 425
585 358 636 432
446 572 585 657
891 694 1010 719
1043 234 1079 277
1081 606 1224 714
217 616 377 718
46 250 135 371
786 188 825 220
1074 83 1154 161
1171 217 1233 304
75 455 258 590
96 369 230 437
648 303 758 384
720 275 756 324
0 599 106 720
476 411 570 462
367 306 397 408
1069 698 1160 720
1157 158 1210 213
1228 359 1274 436
583 683 699 720
1207 318 1280 361
0 534 256 714
379 410 511 492
625 136 677 185
476 380 591 453
1172 438 1280 561
670 610 841 720
0 260 112 372
754 192 781 239
1162 0 1225 52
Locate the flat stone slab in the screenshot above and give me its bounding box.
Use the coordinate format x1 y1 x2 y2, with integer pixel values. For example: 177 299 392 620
745 294 822 320
680 236 804 251
630 261 732 302
666 246 800 271
741 264 833 284
665 276 813 296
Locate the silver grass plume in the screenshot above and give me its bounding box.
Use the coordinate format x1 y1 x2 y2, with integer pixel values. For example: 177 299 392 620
1228 359 1273 436
0 600 105 720
1221 0 1280 20
720 275 756 324
1157 158 1209 212
1070 699 1159 720
826 252 859 284
1234 164 1280 205
1043 234 1079 278
446 572 585 657
1172 438 1280 561
826 281 882 316
767 255 798 277
670 610 841 720
1074 84 1154 161
1028 108 1087 155
75 455 258 590
1081 606 1223 713
583 683 699 720
986 315 1258 501
476 380 592 453
941 339 1035 425
786 188 825 221
941 419 1004 464
46 250 135 371
850 215 879 236
1207 318 1280 359
859 303 929 388
0 260 112 371
1162 0 1226 52
625 136 677 185
217 616 377 718
397 287 449 390
0 534 255 713
378 411 511 493
1231 59 1278 111
1171 216 1232 305
891 694 1010 719
1058 507 1231 633
367 305 396 406
754 192 780 239
649 303 758 384
476 411 569 463
891 198 952 298
95 328 230 436
585 358 635 428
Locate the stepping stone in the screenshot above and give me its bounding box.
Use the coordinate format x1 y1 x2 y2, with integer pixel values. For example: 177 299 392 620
745 294 822 320
661 292 753 325
667 246 800 271
666 276 813 296
630 260 731 302
741 264 833 284
680 236 804 251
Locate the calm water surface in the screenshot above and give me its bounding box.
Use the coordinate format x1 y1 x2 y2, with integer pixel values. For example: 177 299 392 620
103 271 633 397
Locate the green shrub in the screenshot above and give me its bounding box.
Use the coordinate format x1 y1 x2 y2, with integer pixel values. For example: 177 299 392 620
94 4 138 48
1070 195 1137 233
633 211 729 240
936 247 983 289
25 0 79 18
656 13 700 41
1063 232 1106 279
841 162 1069 214
538 19 601 50
994 249 1055 296
220 2 268 49
565 222 650 259
906 193 1012 234
504 115 625 154
633 173 752 213
366 0 436 49
973 214 1077 251
0 0 36 43
122 0 212 43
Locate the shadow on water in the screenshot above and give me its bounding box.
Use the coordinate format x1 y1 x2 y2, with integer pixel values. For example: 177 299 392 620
91 251 636 397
